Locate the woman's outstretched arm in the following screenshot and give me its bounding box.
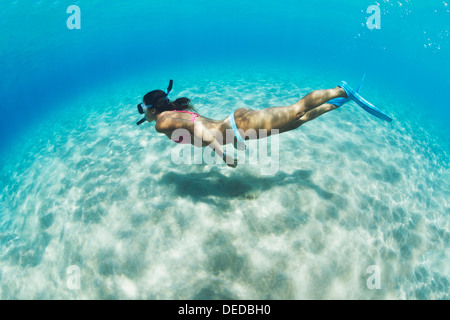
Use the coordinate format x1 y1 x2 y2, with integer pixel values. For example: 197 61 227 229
193 122 238 168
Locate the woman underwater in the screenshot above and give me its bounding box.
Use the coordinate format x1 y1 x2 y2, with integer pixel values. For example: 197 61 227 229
136 78 391 168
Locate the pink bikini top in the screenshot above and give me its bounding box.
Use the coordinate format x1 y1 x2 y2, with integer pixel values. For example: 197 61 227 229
171 110 200 144
172 110 199 122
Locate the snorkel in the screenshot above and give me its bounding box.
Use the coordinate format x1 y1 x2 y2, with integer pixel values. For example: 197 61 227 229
136 79 174 125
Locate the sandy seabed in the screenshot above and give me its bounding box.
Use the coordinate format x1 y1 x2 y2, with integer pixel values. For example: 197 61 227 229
0 68 448 299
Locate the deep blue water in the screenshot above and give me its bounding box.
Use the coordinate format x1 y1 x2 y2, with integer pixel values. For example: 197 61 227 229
1 1 449 152
0 1 449 300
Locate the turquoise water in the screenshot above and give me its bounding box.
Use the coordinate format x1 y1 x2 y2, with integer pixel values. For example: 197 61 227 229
0 1 449 299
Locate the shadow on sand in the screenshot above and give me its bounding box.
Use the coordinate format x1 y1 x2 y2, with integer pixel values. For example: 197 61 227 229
159 168 340 209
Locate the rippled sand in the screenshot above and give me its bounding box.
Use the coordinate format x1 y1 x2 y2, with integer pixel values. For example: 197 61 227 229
0 67 448 299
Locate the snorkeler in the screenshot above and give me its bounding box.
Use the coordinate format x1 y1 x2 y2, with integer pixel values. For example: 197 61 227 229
136 78 392 168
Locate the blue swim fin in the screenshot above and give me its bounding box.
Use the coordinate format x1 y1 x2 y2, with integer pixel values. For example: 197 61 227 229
328 74 365 107
339 80 392 122
355 73 366 92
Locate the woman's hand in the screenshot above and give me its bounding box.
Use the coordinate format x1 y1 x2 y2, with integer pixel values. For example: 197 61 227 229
234 141 246 151
193 122 238 168
222 153 238 168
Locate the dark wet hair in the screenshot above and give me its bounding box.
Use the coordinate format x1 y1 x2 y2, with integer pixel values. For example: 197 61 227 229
143 90 195 114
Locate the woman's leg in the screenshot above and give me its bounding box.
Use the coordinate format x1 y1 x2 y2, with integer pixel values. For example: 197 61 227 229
294 86 346 115
237 86 346 137
279 103 338 133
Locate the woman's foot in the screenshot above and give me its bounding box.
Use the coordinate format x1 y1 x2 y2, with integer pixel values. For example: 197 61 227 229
328 75 365 107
